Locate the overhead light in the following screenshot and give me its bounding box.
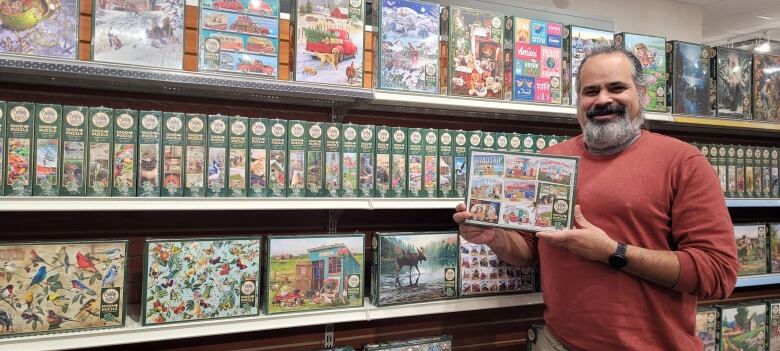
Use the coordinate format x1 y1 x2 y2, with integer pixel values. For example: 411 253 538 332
756 42 771 53
756 16 775 20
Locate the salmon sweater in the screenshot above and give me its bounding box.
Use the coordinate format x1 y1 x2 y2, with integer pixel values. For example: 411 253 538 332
522 130 739 350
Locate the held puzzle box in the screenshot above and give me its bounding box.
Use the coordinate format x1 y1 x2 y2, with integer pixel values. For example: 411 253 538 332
465 149 579 232
0 240 127 338
459 237 535 296
265 234 364 314
371 231 458 307
734 223 767 276
142 237 260 325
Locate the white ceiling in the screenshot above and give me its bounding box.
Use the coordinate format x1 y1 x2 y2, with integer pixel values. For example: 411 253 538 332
674 0 780 54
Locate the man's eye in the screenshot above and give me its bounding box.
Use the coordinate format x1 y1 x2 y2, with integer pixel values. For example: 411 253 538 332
582 89 598 96
609 86 627 93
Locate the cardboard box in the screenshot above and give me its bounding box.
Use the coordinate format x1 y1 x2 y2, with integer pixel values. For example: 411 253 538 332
206 114 228 197
86 107 113 197
422 128 438 198
60 106 88 196
407 128 424 198
358 125 375 198
375 126 391 198
341 123 359 197
5 102 35 196
248 118 268 198
268 119 288 197
184 114 207 197
305 121 324 197
286 120 307 197
161 112 185 197
390 127 408 198
33 104 62 196
112 109 138 197
324 123 341 197
138 111 162 197
228 116 249 197
438 129 454 198
453 130 468 198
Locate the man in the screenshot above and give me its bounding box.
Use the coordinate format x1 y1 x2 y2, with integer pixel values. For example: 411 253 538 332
454 46 738 350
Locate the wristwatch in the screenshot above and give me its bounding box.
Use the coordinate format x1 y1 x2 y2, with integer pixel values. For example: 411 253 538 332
608 242 628 268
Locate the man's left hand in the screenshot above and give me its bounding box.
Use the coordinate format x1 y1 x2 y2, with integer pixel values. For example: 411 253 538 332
536 205 617 264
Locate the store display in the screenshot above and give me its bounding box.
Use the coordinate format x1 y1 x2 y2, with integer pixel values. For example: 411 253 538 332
111 109 137 197
287 120 306 197
324 122 341 197
198 0 279 77
248 118 268 197
60 106 87 196
228 116 248 197
92 0 184 69
614 32 666 112
446 6 503 98
453 130 468 198
714 47 752 119
407 128 423 197
294 0 364 86
86 107 113 197
770 301 780 351
754 53 780 122
458 237 535 296
33 104 60 196
142 237 261 324
364 335 452 351
184 114 207 197
161 112 185 197
377 0 440 94
341 123 359 197
667 41 710 116
734 223 767 275
305 121 324 197
508 17 563 104
466 150 578 231
0 240 127 338
562 26 613 105
718 303 767 351
268 118 287 197
265 234 364 314
422 128 438 198
358 125 375 198
772 149 779 198
0 0 78 59
371 231 458 307
695 307 717 351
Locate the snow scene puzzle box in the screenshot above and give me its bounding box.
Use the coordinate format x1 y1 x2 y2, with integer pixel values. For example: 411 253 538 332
445 6 503 99
465 149 579 232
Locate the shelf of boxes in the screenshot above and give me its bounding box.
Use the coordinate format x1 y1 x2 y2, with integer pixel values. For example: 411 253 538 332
735 274 780 288
2 294 544 351
725 199 780 207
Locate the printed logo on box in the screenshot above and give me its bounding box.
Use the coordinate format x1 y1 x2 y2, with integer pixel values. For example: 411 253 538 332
309 124 322 138
425 132 436 145
764 149 770 158
39 107 58 123
211 119 226 134
441 133 452 145
327 126 340 139
92 112 110 128
455 133 466 146
116 114 134 129
100 287 121 319
142 114 159 130
361 127 373 141
66 110 85 126
344 126 357 141
469 134 480 147
189 117 205 132
536 137 547 150
377 129 390 142
497 136 507 148
271 123 285 137
232 120 247 135
251 121 265 136
167 116 183 132
524 137 534 148
290 123 304 138
393 130 405 143
10 106 30 123
530 20 548 45
483 135 494 148
515 43 540 61
410 131 422 144
239 280 257 308
728 148 735 157
510 136 521 148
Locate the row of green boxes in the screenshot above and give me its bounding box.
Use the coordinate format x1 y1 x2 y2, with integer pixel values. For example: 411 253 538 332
692 143 780 199
0 101 568 198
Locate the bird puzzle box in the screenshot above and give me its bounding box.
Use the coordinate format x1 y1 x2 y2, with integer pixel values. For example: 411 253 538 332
718 303 767 351
265 234 364 314
734 223 768 276
364 335 452 351
696 307 718 351
458 237 535 297
0 240 127 338
207 114 228 197
142 237 261 325
614 32 667 112
446 6 503 99
465 149 579 232
293 0 364 86
371 231 458 307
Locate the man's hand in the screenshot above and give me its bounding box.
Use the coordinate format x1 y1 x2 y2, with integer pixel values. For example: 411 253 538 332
536 205 617 263
453 202 498 246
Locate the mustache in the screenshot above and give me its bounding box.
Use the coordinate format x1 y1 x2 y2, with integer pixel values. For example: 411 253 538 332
586 104 627 119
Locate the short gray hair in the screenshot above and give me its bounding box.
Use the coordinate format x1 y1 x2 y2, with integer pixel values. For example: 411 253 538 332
574 45 647 105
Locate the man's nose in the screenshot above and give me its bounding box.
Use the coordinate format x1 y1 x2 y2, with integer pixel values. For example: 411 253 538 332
594 89 614 106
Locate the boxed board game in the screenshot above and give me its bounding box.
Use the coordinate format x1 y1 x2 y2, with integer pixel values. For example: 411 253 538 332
287 120 307 197
407 128 423 197
364 335 452 351
508 17 563 104
459 237 535 296
767 222 780 273
614 32 667 112
438 129 453 198
713 47 752 119
184 114 207 197
265 234 364 314
358 125 374 198
734 223 768 276
33 104 61 196
0 0 79 59
341 123 359 197
446 6 503 99
293 0 364 86
60 106 88 196
696 307 718 351
142 237 260 325
375 126 391 198
199 0 279 77
371 231 458 307
376 0 440 94
5 102 34 196
228 116 248 197
138 111 162 197
770 300 780 351
0 240 127 338
562 26 613 105
207 115 228 197
465 150 579 232
718 303 767 351
390 127 407 198
324 123 341 197
111 109 137 197
248 118 268 197
306 121 324 197
754 54 780 122
161 112 185 197
92 0 184 69
268 118 287 197
86 107 113 197
667 41 710 116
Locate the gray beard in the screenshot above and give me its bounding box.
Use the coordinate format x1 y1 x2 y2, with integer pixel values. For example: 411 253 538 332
582 109 644 155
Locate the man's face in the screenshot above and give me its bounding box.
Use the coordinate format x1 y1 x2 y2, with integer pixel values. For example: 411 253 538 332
577 52 645 151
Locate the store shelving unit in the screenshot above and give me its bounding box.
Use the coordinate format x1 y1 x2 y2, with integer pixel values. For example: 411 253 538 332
1 294 544 351
736 274 780 288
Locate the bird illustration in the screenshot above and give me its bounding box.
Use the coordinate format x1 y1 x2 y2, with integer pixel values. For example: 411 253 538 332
46 310 74 329
74 298 98 321
75 252 96 271
0 309 11 332
23 290 33 308
3 262 17 282
102 265 118 288
28 266 47 289
0 285 13 299
71 279 96 294
29 249 47 267
46 292 66 306
54 247 70 274
95 248 122 261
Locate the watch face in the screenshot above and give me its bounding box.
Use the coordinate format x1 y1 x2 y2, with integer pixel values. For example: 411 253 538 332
608 254 628 268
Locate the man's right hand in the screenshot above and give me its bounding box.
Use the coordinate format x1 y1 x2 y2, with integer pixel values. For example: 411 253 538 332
453 202 498 246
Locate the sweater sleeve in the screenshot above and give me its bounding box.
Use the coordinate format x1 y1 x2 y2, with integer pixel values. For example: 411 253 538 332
670 154 738 299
